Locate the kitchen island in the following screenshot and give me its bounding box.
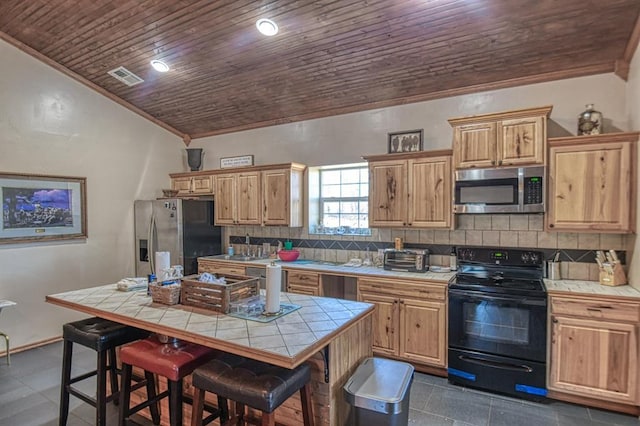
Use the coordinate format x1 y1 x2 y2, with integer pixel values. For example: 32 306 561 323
46 284 374 425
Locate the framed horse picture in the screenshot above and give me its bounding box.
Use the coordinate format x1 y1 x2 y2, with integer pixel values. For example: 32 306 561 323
388 129 423 153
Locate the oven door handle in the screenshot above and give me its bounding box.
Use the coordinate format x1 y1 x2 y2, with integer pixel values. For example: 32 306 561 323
458 355 533 373
449 290 546 307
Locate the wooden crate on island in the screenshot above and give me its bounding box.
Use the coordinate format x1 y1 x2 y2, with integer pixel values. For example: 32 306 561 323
180 274 260 313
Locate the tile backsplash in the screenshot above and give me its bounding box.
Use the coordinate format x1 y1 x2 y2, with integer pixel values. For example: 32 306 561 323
225 214 628 281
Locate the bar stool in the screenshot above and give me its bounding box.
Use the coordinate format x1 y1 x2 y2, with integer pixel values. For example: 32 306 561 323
190 354 314 426
59 317 150 426
118 335 226 426
0 300 16 365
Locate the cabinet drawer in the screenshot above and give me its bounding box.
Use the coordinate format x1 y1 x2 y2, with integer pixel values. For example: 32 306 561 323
287 284 321 296
287 271 319 285
198 262 246 276
358 278 445 301
551 297 640 322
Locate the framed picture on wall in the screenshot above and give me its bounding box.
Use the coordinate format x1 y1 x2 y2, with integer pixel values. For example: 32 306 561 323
0 172 87 244
388 129 423 153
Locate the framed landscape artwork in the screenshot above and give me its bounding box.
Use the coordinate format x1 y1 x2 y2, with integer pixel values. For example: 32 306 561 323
388 129 423 153
0 173 87 244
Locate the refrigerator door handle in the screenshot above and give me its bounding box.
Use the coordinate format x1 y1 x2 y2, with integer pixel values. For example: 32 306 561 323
149 213 156 274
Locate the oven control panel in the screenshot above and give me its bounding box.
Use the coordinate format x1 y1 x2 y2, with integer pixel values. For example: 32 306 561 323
458 248 542 266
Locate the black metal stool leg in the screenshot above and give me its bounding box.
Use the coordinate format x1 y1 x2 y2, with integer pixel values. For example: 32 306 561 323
59 340 73 426
168 379 183 426
96 349 108 426
118 363 132 426
108 347 119 405
145 371 161 425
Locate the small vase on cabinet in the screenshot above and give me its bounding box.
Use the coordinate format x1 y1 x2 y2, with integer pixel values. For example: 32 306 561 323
186 148 203 171
577 104 603 136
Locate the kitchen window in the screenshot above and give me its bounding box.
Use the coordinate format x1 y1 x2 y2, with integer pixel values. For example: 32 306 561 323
308 163 370 235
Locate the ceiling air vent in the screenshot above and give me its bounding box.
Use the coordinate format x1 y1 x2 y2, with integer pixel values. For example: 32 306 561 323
107 66 144 87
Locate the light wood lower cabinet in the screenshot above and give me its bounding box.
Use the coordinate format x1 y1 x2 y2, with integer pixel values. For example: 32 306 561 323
197 259 246 276
358 278 446 368
286 271 321 296
548 295 639 406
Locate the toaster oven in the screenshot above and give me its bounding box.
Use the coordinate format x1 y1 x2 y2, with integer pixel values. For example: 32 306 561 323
383 249 429 273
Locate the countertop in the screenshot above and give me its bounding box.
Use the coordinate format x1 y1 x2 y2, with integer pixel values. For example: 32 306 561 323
545 279 640 300
46 284 374 369
199 255 455 283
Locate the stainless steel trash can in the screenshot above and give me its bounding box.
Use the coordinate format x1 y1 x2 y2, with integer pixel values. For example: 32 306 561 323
344 357 414 426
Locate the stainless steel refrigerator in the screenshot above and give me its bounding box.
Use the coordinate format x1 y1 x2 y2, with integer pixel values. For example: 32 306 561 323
134 199 223 277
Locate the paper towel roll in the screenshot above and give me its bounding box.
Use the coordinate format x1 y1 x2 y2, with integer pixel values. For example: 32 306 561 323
155 251 171 282
265 263 282 313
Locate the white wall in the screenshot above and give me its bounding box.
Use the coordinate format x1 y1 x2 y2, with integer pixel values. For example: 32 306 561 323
190 74 629 168
0 40 184 349
625 43 640 290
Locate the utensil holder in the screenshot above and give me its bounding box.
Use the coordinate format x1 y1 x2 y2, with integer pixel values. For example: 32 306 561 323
547 261 561 280
599 262 627 286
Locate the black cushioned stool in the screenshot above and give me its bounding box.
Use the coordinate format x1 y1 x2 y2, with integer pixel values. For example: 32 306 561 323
59 317 149 426
191 354 314 426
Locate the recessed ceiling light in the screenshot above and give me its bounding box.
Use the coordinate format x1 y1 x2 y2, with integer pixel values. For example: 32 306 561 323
256 18 278 36
150 60 170 72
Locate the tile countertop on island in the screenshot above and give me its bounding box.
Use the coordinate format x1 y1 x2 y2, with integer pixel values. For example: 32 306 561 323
545 279 640 300
198 255 455 283
45 283 374 369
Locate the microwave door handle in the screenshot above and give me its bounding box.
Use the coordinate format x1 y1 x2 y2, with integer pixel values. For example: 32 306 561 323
518 167 525 212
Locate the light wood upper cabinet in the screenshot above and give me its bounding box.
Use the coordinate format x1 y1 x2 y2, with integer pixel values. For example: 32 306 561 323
214 172 261 225
358 277 447 368
170 174 214 196
210 163 305 227
368 159 408 227
262 165 304 227
498 116 545 166
408 155 452 228
449 106 552 169
237 172 262 225
548 295 639 405
547 132 638 233
452 122 497 169
365 150 452 229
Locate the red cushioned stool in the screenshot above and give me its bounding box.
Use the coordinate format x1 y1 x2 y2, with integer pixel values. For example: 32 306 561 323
118 335 227 426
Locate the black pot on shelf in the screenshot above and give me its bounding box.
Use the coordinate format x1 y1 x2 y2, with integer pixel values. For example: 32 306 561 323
186 148 203 171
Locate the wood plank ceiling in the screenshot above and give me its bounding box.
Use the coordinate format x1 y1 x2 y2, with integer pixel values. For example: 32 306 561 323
1 0 639 140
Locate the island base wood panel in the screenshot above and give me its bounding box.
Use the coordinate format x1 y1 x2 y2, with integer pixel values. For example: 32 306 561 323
132 316 372 426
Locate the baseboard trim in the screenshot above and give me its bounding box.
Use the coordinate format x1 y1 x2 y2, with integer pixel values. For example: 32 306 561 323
0 336 62 357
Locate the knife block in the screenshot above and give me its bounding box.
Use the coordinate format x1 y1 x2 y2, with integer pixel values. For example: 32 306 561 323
599 262 627 286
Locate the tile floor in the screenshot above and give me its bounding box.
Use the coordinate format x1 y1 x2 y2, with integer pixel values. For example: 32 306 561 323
0 341 638 425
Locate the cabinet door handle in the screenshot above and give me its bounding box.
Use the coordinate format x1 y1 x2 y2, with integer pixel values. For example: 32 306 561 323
498 160 503 165
552 317 558 323
491 160 496 165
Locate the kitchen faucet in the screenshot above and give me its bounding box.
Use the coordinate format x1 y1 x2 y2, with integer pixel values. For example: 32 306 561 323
245 233 251 256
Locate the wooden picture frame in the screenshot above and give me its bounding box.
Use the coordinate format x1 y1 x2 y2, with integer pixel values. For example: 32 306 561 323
0 172 87 244
388 129 423 153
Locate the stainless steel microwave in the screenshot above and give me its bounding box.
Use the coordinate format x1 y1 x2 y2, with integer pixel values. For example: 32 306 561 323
453 166 544 214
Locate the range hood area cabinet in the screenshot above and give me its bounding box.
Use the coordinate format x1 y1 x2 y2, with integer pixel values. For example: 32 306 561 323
170 172 214 196
213 163 306 227
448 106 552 170
364 150 452 229
546 132 638 233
